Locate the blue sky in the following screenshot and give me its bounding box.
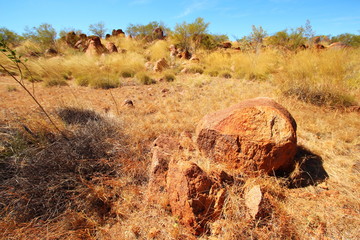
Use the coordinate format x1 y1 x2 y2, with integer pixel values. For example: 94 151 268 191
1 0 359 39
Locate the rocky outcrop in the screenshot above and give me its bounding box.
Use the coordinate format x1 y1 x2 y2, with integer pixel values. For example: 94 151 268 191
112 29 125 37
328 42 349 49
106 42 118 53
147 134 234 235
196 97 297 175
153 27 165 40
65 31 79 47
167 161 233 235
178 50 192 60
220 42 232 49
85 36 108 56
147 135 180 205
153 58 169 72
44 48 58 57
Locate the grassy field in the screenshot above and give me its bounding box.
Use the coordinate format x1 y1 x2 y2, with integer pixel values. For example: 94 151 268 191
0 38 359 239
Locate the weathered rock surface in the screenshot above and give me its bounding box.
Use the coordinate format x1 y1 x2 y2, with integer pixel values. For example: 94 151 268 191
153 27 165 40
85 36 108 56
112 29 125 37
106 42 118 53
44 48 58 57
196 97 297 175
328 42 349 49
153 58 169 72
147 135 180 204
244 185 273 219
167 161 232 235
178 50 192 60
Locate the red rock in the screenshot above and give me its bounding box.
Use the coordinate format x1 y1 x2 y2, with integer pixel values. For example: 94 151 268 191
220 42 232 49
65 31 79 47
147 135 180 205
153 27 165 40
196 97 297 175
85 36 108 56
167 161 230 235
178 50 192 60
153 58 168 72
328 42 350 49
106 42 118 53
112 29 125 37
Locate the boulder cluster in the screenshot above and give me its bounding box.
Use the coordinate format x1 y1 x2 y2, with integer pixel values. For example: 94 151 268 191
147 97 298 235
62 30 129 56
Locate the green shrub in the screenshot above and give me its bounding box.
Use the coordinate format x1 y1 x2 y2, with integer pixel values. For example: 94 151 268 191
44 78 68 87
89 78 120 89
220 71 232 79
7 85 17 92
121 69 135 78
204 70 219 77
164 73 176 82
136 72 156 85
75 76 89 86
187 66 204 74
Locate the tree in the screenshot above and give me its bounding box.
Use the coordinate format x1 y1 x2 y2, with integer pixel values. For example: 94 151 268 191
23 23 57 47
304 19 315 40
249 25 267 44
89 22 107 38
0 27 22 46
126 21 169 41
331 33 360 47
172 17 210 51
59 28 83 38
267 28 306 51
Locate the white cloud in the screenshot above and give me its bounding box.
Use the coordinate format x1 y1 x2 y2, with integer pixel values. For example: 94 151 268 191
175 0 211 18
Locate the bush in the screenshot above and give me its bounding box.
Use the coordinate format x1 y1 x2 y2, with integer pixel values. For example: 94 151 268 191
164 73 176 82
136 72 156 85
75 76 89 86
121 69 135 78
0 109 126 223
44 77 68 87
89 77 120 89
220 71 232 79
204 70 219 77
23 23 57 50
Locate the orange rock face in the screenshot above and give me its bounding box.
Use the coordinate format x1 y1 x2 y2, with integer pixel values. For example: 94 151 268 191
106 42 118 53
153 58 169 72
167 161 231 235
147 135 180 204
85 36 108 56
196 97 297 175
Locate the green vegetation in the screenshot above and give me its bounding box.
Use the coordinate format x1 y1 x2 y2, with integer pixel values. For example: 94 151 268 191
88 22 107 38
126 21 169 41
331 33 360 47
172 17 210 51
0 27 23 46
23 23 57 49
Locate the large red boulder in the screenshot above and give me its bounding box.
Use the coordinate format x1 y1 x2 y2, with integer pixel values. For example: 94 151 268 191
195 97 297 175
85 36 108 56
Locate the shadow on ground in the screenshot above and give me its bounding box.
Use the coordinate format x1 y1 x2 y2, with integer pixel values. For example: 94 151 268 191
286 146 329 188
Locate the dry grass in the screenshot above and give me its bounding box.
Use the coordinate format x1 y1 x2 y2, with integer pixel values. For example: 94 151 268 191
277 48 360 106
0 39 359 239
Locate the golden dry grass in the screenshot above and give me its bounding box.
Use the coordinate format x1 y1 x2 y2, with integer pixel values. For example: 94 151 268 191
0 41 360 239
